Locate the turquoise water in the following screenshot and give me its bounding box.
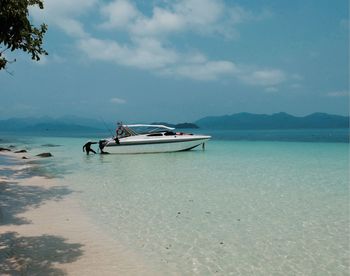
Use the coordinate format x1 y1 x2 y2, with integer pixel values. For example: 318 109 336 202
1 132 349 275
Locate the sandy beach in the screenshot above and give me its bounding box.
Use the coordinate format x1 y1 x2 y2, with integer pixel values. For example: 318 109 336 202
0 151 157 276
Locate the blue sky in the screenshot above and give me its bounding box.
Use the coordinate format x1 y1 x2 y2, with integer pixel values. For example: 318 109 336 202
0 0 348 122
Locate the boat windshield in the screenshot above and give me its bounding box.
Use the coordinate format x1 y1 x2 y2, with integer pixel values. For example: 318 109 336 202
116 124 175 137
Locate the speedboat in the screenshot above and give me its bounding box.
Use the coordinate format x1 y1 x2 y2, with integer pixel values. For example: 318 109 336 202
98 124 211 154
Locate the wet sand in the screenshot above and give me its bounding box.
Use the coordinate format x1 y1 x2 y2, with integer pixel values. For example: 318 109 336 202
0 152 157 275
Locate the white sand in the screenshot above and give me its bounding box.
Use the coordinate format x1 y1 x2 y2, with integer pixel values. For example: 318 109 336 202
0 152 158 275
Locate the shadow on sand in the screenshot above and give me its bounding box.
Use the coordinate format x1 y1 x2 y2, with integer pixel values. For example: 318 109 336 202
0 159 73 226
0 179 72 225
0 231 83 275
0 158 83 275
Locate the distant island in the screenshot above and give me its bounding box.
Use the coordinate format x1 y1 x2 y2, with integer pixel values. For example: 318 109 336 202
0 112 348 132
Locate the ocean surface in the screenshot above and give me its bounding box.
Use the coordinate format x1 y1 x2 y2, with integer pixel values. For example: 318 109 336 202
1 129 349 275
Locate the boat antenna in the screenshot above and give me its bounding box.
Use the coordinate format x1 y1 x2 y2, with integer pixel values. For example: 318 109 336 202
99 116 114 136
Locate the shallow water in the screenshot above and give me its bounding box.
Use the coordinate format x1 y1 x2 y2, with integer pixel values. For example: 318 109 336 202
1 131 349 275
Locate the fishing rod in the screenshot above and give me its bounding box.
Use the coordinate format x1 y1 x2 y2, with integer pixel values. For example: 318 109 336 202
98 116 114 137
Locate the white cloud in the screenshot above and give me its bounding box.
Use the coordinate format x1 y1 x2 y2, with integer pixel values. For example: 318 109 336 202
77 36 239 80
77 36 289 83
175 0 224 24
240 69 287 86
167 61 237 81
30 0 96 38
92 1 283 83
77 37 179 70
100 0 225 37
173 0 224 30
130 7 184 37
326 91 349 97
110 97 126 104
30 0 288 85
99 0 139 29
32 54 65 66
99 0 266 38
128 38 180 69
59 19 87 38
30 0 97 20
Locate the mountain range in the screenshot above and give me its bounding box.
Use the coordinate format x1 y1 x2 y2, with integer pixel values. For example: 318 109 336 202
195 112 349 129
0 112 348 132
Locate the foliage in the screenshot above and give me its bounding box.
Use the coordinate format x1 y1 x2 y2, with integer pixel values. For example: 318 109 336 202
0 0 47 71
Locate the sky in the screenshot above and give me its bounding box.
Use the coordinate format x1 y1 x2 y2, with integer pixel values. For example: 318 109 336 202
0 0 349 122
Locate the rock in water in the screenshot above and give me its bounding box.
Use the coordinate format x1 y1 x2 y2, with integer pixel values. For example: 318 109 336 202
14 149 27 153
41 144 62 147
36 152 53 158
0 147 11 151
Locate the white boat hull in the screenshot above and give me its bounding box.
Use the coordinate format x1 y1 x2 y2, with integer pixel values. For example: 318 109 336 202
103 138 209 154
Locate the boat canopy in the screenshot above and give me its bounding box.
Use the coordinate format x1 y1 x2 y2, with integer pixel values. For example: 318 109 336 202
117 124 175 137
123 124 175 130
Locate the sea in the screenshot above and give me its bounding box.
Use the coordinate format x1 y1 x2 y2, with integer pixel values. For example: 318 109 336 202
1 128 349 275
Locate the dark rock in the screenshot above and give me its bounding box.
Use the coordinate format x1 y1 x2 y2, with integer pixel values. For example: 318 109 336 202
41 144 62 147
22 156 28 159
0 147 11 151
14 149 27 153
9 145 16 148
36 152 53 158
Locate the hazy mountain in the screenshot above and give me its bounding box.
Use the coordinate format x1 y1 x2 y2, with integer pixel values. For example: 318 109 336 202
196 112 349 129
